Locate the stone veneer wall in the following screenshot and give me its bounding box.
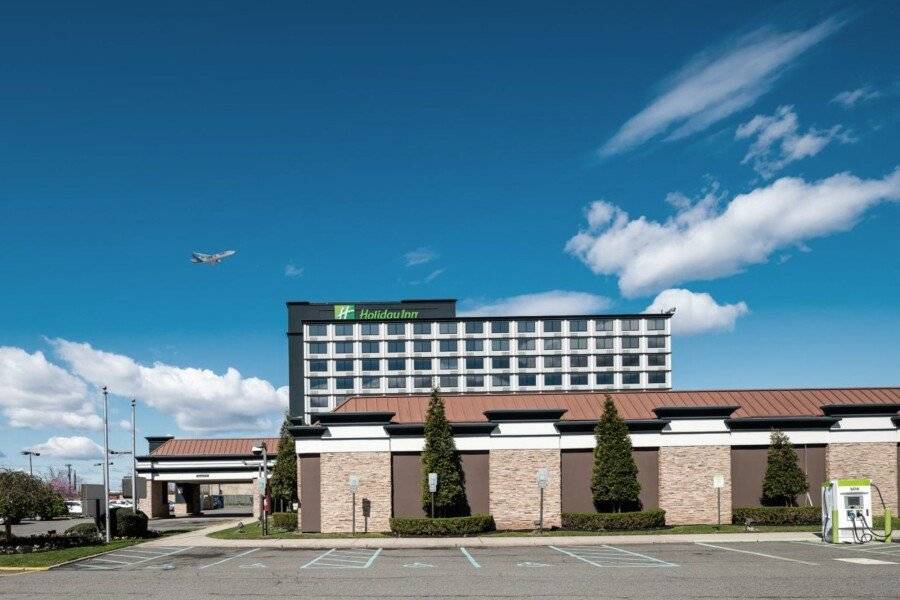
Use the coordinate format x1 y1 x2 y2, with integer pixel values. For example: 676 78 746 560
827 442 898 516
138 480 169 518
489 449 561 530
296 456 303 522
658 445 731 525
319 452 392 533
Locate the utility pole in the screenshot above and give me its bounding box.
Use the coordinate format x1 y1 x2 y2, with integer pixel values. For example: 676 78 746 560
65 464 73 494
102 386 111 543
131 399 137 513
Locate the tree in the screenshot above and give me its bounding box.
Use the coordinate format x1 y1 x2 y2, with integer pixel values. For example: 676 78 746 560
591 395 641 513
761 429 808 506
421 388 468 517
269 414 297 512
0 470 46 539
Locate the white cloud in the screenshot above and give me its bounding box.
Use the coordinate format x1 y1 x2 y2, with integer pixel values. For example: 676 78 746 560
459 291 612 317
27 436 104 460
831 86 880 108
284 263 304 278
0 346 102 430
119 419 133 432
645 289 748 335
404 247 436 267
566 168 900 297
600 18 842 155
736 106 850 177
51 339 288 433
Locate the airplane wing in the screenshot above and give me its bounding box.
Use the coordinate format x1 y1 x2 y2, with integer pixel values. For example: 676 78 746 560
213 250 236 260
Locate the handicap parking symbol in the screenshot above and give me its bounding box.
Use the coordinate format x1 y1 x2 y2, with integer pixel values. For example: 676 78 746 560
403 562 435 568
517 561 550 568
239 563 268 569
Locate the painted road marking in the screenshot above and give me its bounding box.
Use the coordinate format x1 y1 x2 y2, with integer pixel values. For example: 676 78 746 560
403 562 434 568
792 541 900 555
74 546 193 571
198 548 260 570
550 545 676 568
239 563 267 569
834 557 898 565
460 547 481 569
300 548 382 569
517 561 550 568
696 543 818 566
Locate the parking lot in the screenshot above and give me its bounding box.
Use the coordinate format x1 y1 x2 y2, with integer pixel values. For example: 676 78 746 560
1 539 897 598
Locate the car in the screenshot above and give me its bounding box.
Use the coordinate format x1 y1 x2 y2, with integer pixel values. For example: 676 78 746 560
108 499 133 509
65 500 83 516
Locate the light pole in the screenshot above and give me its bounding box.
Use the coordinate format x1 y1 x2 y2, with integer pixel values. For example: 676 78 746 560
102 386 111 543
20 451 40 476
131 399 136 513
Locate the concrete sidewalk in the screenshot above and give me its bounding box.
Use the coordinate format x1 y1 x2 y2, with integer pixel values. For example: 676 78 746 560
140 519 822 549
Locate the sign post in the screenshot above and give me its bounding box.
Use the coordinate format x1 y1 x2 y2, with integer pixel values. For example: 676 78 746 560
349 475 360 535
536 469 549 533
428 473 438 518
713 474 725 529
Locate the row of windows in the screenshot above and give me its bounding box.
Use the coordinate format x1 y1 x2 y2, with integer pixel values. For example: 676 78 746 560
307 371 668 392
307 317 667 337
306 336 666 355
307 353 667 373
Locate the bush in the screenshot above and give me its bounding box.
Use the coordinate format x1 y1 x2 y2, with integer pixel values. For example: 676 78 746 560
389 514 495 536
562 509 666 531
65 522 100 537
732 506 820 526
271 511 297 531
873 515 894 532
116 510 149 538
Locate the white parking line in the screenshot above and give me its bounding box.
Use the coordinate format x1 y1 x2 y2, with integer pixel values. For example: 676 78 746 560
300 548 336 568
598 545 676 567
460 547 481 569
696 542 818 566
91 558 130 564
549 545 676 568
198 548 260 570
300 548 382 569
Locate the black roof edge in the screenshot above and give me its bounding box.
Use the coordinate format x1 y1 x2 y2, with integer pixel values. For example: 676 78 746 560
893 415 900 427
134 453 273 462
145 435 175 442
555 419 671 433
311 411 396 425
292 312 673 324
725 416 840 430
820 404 900 417
289 426 327 438
287 299 458 306
483 408 568 421
384 422 497 436
653 405 740 419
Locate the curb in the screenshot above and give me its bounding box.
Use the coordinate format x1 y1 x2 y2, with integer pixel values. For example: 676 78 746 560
0 566 50 571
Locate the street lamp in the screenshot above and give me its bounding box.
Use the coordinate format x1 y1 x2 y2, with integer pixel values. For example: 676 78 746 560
130 399 136 513
20 450 40 476
101 386 111 543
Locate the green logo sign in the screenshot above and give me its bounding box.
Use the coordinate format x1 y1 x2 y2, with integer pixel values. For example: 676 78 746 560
334 304 355 320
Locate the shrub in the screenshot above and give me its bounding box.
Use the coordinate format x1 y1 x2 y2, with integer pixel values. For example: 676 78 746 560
420 388 468 516
761 430 809 506
732 506 820 526
271 511 297 531
270 415 297 507
562 509 666 531
116 510 149 538
389 514 495 536
591 395 641 512
64 522 101 538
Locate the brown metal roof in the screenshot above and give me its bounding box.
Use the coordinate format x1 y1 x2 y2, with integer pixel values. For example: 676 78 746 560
334 388 900 423
150 437 280 457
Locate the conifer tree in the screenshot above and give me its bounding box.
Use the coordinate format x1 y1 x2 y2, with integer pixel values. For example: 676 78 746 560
761 429 808 506
269 414 297 511
591 395 641 512
420 388 468 516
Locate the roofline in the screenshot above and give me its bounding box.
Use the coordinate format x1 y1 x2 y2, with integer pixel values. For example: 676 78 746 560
291 312 674 323
287 299 458 306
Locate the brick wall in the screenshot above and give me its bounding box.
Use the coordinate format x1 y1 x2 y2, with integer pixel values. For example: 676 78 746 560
296 455 303 522
319 452 392 533
138 480 169 518
659 445 731 525
489 449 561 530
827 442 898 516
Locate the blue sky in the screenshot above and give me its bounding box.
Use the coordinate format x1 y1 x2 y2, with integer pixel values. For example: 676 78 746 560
1 1 898 484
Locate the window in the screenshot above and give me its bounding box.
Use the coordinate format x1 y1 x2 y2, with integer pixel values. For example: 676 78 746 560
334 323 353 336
361 323 380 336
465 375 484 388
388 376 406 389
491 321 509 334
518 339 536 351
595 319 614 332
466 357 484 370
596 372 613 385
647 354 666 367
648 372 667 384
518 356 536 369
569 355 588 368
465 321 484 334
569 319 588 332
362 376 380 389
361 341 380 354
309 396 330 408
647 336 666 349
413 322 432 335
622 337 640 349
646 318 666 331
334 341 354 354
334 359 353 372
543 319 562 333
307 342 327 354
413 376 432 388
307 324 326 336
334 377 354 390
439 375 457 388
569 337 588 350
595 354 614 367
387 358 405 371
308 360 327 372
413 340 432 353
492 374 510 387
570 373 588 386
544 373 562 386
621 354 640 367
622 372 640 385
309 377 328 390
387 340 406 353
595 337 613 350
413 358 431 371
543 355 562 368
492 339 510 351
492 356 510 369
517 320 536 333
621 319 640 331
518 374 536 386
439 357 458 370
543 338 562 351
465 339 483 352
439 322 457 335
387 322 405 335
439 339 457 353
361 358 380 372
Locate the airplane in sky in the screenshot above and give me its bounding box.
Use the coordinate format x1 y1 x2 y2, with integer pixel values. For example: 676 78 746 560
190 250 236 264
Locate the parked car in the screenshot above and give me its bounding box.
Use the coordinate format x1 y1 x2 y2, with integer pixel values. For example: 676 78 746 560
109 499 133 509
65 500 83 516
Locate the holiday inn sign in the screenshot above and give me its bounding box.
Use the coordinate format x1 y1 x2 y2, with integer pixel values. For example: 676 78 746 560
333 304 420 320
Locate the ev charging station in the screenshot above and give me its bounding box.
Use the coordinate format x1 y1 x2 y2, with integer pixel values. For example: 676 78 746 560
822 479 892 544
